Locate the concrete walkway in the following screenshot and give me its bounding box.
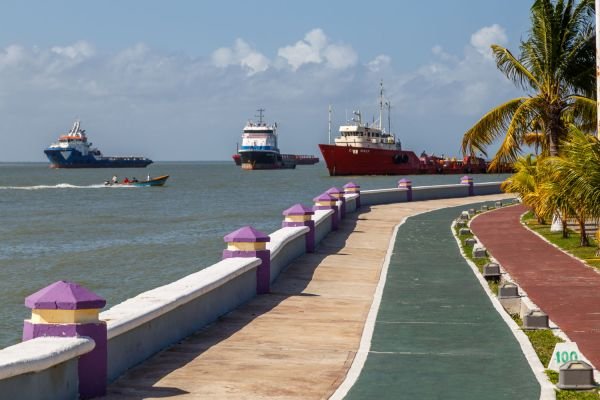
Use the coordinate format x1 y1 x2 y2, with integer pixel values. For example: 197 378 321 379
104 194 516 399
470 205 600 369
344 205 539 400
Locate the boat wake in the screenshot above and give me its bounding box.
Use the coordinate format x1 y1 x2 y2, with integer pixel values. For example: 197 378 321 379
0 183 135 190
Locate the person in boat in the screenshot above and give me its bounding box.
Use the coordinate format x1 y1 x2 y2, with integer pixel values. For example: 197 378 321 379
147 174 150 181
123 177 130 184
131 177 138 183
111 175 118 184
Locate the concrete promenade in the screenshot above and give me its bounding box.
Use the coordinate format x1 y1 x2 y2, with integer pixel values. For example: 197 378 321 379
104 194 515 399
471 205 600 370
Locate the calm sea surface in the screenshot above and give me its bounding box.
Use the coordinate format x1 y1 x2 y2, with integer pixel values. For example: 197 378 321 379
0 162 509 348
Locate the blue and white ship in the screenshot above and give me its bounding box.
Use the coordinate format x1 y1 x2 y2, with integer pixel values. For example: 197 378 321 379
44 121 152 168
238 109 295 170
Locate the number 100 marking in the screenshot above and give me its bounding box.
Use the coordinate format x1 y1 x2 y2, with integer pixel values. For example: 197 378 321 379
556 351 578 364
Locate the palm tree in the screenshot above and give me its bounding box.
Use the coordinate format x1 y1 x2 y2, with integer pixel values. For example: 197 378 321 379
543 126 600 245
461 0 595 170
501 154 545 222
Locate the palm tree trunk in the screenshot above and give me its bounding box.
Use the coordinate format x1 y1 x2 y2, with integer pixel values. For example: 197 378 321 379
548 104 564 156
578 218 590 246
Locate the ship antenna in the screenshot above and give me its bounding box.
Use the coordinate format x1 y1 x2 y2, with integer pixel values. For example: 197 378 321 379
379 80 384 130
255 108 265 125
386 100 391 134
328 104 332 145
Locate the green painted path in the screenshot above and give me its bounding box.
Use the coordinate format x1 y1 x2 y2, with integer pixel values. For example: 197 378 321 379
345 205 540 400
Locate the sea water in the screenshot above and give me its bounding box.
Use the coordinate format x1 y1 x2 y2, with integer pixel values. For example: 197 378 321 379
0 162 509 348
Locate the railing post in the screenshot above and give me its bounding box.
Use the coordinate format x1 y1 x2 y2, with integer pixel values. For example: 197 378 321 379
23 281 107 399
313 193 339 231
397 178 413 201
343 182 361 209
282 204 315 253
461 175 474 196
326 187 345 218
222 226 271 294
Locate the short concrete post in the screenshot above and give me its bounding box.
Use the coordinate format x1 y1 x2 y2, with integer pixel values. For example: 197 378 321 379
326 187 345 218
23 281 107 399
461 175 474 196
313 193 339 231
558 361 596 390
282 204 315 253
343 182 361 209
397 178 413 201
223 226 271 294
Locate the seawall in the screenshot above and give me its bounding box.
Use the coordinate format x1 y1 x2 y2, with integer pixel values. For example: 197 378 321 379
0 178 501 399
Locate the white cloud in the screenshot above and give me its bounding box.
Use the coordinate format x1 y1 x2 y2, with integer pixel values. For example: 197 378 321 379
277 28 357 71
367 55 391 72
470 24 507 59
211 39 269 75
51 41 95 60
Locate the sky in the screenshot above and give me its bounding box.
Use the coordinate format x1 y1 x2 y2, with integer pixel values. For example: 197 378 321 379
0 0 534 161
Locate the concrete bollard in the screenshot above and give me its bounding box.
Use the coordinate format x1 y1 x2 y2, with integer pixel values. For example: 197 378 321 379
523 310 549 329
282 204 315 253
461 175 474 196
455 220 467 228
223 226 271 294
313 193 339 231
498 282 521 314
397 178 413 201
472 245 487 259
481 205 488 211
343 182 361 209
459 211 470 221
465 238 477 246
558 361 597 390
326 187 346 218
458 228 471 236
483 262 501 281
23 281 107 398
468 208 475 217
495 201 503 208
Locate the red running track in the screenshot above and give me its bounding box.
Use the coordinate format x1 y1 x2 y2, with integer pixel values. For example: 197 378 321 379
470 204 600 369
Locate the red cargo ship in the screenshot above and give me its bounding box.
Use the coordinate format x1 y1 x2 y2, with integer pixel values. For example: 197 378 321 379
319 83 489 176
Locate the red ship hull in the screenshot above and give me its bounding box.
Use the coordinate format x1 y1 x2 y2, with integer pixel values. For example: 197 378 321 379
319 144 488 176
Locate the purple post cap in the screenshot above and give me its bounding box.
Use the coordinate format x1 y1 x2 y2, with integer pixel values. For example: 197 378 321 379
325 187 343 195
343 182 360 189
283 203 314 216
461 175 473 182
223 226 270 243
25 280 106 310
398 178 412 184
313 192 336 202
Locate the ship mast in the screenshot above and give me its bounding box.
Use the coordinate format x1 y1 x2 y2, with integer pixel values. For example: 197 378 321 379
255 108 265 125
379 80 384 130
328 104 332 144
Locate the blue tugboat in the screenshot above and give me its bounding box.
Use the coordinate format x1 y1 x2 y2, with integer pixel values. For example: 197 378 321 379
44 121 152 168
238 109 296 170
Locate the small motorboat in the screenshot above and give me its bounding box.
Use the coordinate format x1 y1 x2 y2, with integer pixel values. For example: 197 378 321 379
129 175 169 186
104 175 169 187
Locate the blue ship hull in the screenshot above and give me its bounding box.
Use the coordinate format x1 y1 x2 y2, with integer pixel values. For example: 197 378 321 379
44 149 152 168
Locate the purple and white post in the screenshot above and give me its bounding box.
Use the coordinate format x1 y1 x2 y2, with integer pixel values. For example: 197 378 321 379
313 192 339 231
222 226 271 294
398 178 413 202
326 187 346 218
460 175 474 196
23 280 107 399
282 204 315 253
343 182 361 209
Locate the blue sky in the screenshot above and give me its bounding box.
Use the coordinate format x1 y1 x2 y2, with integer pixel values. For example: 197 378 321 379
0 0 533 161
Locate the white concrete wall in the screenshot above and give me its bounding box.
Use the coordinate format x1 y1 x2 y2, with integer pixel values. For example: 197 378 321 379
0 337 94 400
